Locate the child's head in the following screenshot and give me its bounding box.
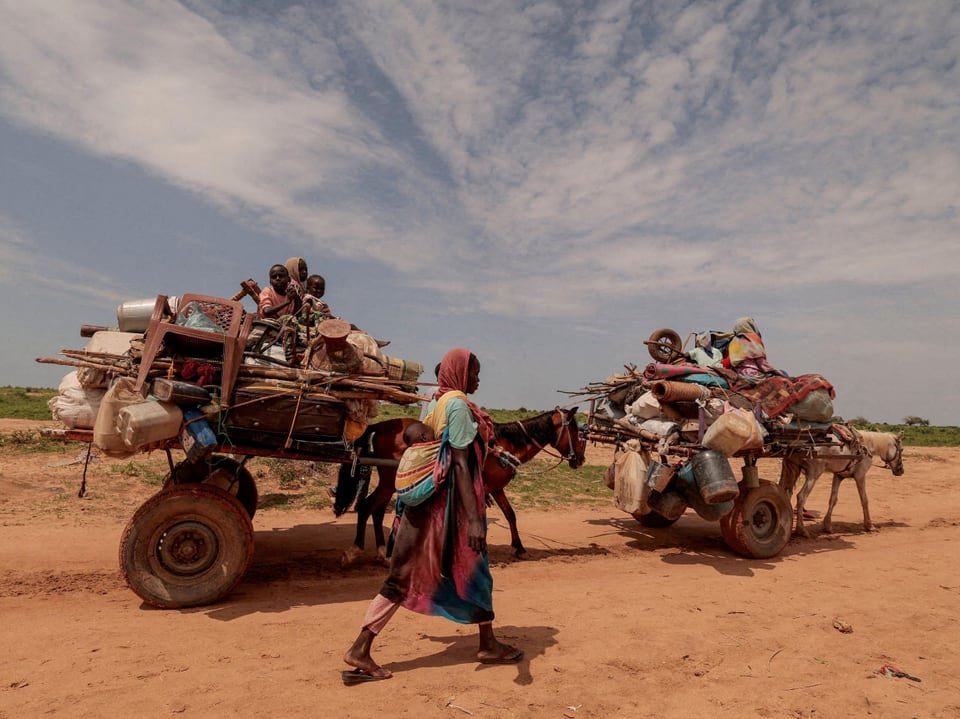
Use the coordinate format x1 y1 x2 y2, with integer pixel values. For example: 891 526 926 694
269 264 290 293
403 421 435 446
306 274 326 298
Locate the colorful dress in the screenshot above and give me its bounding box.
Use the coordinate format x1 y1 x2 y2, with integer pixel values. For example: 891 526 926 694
378 391 494 624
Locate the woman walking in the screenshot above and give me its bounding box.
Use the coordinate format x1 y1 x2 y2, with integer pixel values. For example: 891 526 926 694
342 348 522 684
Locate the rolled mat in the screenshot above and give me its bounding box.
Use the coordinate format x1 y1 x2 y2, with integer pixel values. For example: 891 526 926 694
651 380 710 402
643 363 705 380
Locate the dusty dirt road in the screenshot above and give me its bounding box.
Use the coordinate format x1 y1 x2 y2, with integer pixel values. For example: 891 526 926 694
1 419 958 718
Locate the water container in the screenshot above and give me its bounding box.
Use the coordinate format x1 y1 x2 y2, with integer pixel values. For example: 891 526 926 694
647 489 687 520
676 461 735 521
93 377 145 456
690 449 740 504
702 410 757 456
644 460 675 491
180 407 218 461
116 296 178 332
117 401 183 449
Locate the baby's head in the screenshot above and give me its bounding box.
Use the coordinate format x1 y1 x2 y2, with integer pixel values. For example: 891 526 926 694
403 421 435 446
306 274 325 297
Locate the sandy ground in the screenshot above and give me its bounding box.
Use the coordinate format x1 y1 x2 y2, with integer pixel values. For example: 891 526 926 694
1 418 959 719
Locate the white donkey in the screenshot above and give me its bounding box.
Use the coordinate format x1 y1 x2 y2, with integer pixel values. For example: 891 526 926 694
780 428 904 536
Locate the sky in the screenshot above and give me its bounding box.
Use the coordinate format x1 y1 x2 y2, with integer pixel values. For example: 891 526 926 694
1 0 958 425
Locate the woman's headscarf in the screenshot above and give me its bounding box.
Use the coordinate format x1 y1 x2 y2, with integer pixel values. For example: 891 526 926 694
284 257 307 287
733 317 759 336
435 347 495 444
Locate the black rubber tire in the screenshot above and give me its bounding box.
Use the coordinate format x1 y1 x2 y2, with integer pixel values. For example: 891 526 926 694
719 481 792 559
164 456 258 519
632 509 681 528
647 328 683 362
119 484 255 609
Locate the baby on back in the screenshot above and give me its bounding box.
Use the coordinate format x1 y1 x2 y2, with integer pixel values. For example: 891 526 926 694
402 421 435 447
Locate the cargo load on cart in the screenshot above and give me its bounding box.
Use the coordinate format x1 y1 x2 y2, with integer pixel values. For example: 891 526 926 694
568 318 840 560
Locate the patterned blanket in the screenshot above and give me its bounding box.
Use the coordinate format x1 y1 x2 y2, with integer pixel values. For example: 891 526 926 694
735 374 835 418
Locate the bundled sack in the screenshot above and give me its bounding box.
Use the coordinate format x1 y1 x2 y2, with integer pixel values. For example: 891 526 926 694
627 391 661 420
76 331 141 388
785 388 834 422
613 447 648 515
48 371 106 429
395 439 444 506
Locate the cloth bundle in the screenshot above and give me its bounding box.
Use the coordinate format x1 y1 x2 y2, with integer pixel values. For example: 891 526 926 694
395 439 444 506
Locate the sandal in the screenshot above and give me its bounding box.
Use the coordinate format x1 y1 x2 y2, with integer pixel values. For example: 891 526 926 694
341 666 393 685
478 645 523 664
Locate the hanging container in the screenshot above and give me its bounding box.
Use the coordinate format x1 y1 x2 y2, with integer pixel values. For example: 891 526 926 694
690 449 740 504
93 377 146 456
646 489 687 520
117 400 183 449
180 406 218 462
644 460 675 492
676 461 735 521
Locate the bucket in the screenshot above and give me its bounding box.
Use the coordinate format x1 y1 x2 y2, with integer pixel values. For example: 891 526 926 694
644 460 675 491
690 449 739 504
117 296 178 332
647 490 687 520
676 461 736 520
117 400 183 449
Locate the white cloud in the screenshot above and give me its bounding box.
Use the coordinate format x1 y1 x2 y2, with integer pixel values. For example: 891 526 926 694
1 0 958 420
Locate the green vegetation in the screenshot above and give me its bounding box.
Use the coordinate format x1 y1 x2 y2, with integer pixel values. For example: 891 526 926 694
0 386 57 420
379 402 586 426
0 429 62 453
507 458 608 508
111 460 165 486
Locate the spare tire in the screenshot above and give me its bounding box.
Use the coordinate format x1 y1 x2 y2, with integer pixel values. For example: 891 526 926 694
646 328 682 362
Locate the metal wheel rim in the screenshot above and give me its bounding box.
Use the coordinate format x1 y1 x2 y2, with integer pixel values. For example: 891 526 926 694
155 520 220 577
749 500 777 540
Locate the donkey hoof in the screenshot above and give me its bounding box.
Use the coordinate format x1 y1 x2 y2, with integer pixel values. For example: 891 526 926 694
376 547 389 566
340 545 361 569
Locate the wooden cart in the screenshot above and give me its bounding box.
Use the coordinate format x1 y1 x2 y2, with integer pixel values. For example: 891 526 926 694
39 292 424 609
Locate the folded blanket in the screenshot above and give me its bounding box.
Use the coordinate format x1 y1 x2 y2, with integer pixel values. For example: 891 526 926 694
735 374 835 418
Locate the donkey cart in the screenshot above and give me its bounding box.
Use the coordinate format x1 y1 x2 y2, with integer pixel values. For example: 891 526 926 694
583 415 815 559
42 424 400 609
573 327 843 560
39 292 425 609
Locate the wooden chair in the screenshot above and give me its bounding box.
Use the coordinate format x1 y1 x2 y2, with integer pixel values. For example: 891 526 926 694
134 294 252 405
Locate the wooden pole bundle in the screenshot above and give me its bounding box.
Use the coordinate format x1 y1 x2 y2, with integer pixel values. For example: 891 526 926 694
38 347 429 406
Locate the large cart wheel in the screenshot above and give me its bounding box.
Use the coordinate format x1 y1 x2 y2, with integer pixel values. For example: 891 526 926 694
632 509 681 528
645 328 683 363
719 481 792 559
165 456 259 519
119 484 255 609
